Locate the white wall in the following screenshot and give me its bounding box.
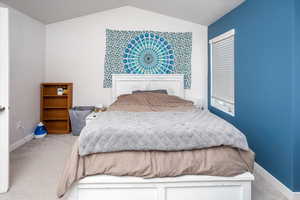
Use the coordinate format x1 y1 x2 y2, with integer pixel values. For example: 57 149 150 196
46 6 208 107
8 6 45 146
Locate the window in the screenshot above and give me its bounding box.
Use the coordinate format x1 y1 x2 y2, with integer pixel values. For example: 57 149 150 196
209 29 235 116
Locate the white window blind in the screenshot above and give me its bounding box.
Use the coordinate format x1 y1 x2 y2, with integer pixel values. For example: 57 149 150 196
210 29 235 116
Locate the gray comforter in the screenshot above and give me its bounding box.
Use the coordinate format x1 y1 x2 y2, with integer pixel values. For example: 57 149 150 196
79 109 249 156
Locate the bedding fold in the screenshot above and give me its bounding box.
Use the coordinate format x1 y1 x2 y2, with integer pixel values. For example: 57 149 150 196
57 140 254 198
79 109 249 156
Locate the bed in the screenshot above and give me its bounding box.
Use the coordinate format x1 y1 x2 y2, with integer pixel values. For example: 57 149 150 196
60 74 254 200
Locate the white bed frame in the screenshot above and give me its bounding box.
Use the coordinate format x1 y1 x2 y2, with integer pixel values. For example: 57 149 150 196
111 74 185 104
68 74 254 200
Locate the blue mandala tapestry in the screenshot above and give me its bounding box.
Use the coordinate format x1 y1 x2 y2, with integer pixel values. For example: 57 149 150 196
104 29 192 88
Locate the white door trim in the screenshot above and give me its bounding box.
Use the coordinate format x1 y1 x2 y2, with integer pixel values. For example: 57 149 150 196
0 6 9 193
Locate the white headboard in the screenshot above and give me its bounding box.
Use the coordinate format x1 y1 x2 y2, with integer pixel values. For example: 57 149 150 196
111 74 184 103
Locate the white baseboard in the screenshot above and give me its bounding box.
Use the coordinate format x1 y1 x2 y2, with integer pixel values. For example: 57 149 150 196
254 163 300 200
10 134 33 152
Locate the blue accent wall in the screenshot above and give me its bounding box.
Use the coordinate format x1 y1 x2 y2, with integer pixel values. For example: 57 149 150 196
208 0 299 191
292 0 300 191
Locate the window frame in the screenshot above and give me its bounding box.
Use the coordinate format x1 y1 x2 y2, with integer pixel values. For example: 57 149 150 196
209 29 235 116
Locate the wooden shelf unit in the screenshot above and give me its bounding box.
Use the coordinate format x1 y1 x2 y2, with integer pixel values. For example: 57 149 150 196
40 83 73 134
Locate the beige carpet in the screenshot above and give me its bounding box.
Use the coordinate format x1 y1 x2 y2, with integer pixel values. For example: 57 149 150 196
0 135 288 200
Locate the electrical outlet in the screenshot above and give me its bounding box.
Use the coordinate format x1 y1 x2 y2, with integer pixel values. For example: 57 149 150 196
16 121 22 129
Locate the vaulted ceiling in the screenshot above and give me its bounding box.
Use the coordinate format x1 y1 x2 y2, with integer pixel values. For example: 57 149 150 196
0 0 245 25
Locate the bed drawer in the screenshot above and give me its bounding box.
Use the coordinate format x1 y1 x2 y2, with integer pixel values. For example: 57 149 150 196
75 184 248 200
166 185 242 200
70 174 253 200
78 187 157 200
